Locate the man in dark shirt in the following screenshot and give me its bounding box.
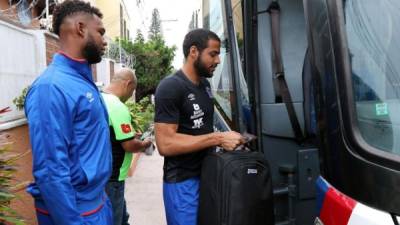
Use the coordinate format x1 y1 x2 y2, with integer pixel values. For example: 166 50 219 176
154 29 244 225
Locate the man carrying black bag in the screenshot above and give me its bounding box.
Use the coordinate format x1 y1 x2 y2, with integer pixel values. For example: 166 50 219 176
154 29 245 225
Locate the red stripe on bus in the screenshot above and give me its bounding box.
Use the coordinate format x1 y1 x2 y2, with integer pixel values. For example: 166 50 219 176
320 187 357 225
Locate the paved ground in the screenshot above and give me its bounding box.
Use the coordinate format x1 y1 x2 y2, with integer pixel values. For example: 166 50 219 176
125 150 167 225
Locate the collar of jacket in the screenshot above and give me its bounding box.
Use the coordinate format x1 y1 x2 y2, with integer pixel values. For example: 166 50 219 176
52 52 94 84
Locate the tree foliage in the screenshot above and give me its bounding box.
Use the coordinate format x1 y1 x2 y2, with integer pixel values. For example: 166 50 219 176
107 8 176 101
135 29 145 44
118 32 176 101
125 97 154 133
148 8 162 40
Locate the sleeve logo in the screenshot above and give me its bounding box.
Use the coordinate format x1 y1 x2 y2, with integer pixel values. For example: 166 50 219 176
121 124 132 133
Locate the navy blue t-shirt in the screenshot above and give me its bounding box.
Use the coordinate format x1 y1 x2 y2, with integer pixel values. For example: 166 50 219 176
155 70 214 183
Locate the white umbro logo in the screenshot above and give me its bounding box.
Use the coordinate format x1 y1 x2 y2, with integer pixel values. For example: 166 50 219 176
188 93 196 101
86 92 94 102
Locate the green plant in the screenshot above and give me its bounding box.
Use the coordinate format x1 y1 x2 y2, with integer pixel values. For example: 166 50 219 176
0 107 26 225
125 97 154 133
109 31 176 101
13 86 30 111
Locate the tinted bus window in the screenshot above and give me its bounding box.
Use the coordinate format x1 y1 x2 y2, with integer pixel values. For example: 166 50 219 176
203 0 234 124
345 0 400 154
230 0 251 132
232 0 244 69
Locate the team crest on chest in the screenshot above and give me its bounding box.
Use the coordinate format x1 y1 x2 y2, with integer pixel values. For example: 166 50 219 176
191 103 205 129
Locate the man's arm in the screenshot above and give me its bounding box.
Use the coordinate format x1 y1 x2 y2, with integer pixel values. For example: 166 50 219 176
155 123 243 156
104 95 152 153
26 84 83 225
154 78 244 156
121 138 152 153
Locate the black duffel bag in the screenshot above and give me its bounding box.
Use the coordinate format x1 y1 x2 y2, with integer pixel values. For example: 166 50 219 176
198 148 274 225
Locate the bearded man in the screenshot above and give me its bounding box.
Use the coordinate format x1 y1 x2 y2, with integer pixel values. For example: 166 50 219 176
154 28 245 225
25 1 112 224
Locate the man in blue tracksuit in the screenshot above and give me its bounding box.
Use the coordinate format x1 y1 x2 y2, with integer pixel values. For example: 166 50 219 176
25 1 112 224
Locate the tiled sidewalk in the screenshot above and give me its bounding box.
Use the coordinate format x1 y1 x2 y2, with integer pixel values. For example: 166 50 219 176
125 151 167 225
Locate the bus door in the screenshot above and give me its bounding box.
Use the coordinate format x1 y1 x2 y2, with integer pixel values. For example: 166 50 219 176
305 0 400 224
203 0 320 224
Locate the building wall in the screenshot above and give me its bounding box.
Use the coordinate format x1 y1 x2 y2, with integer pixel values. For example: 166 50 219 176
0 0 8 9
96 0 120 40
0 18 46 124
0 0 45 28
95 0 131 41
45 32 60 65
120 0 131 40
95 58 124 87
0 6 126 129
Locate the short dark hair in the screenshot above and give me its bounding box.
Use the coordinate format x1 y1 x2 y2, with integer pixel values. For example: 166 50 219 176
52 0 103 36
183 28 221 58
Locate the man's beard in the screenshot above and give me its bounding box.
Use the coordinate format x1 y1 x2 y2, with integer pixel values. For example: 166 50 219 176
194 56 214 78
82 35 103 64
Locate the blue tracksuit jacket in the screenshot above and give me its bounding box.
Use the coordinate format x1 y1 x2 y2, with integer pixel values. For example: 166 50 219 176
25 53 112 225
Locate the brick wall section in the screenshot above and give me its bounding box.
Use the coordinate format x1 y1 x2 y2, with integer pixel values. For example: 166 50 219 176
0 0 9 9
0 5 19 22
45 32 60 65
0 10 27 29
7 125 37 225
0 1 40 28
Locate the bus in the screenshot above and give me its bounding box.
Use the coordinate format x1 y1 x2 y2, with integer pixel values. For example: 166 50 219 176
202 0 400 224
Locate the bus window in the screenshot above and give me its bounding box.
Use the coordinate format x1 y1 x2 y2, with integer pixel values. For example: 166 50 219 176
230 0 251 132
231 0 244 71
203 0 235 126
203 0 251 131
345 0 400 154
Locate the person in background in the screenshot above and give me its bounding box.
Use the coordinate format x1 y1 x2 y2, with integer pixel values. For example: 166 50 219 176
154 28 245 225
102 68 152 225
25 0 112 224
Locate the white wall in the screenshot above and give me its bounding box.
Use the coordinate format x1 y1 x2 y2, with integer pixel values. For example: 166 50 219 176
0 20 46 127
0 18 124 130
96 59 110 87
95 58 125 87
114 62 124 72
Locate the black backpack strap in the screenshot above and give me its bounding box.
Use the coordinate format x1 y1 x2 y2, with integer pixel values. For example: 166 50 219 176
268 2 305 144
